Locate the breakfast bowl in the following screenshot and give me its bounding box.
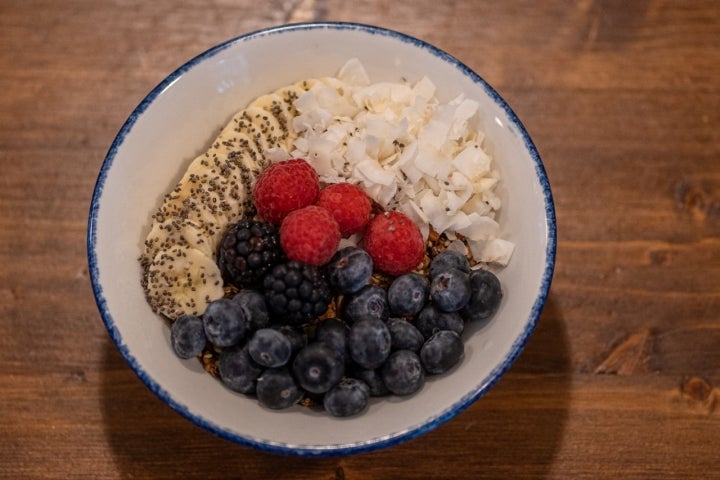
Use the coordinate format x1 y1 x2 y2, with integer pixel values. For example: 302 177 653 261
87 22 556 456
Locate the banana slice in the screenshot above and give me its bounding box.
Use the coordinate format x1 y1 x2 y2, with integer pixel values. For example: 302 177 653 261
208 130 267 175
216 107 281 154
143 244 225 319
143 217 216 262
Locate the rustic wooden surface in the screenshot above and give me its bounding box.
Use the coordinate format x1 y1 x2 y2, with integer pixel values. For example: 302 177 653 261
1 1 719 478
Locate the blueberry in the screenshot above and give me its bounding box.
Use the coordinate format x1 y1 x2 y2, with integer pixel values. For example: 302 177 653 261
292 343 344 394
315 318 350 363
415 304 464 339
247 328 292 368
345 285 389 323
323 378 370 417
218 344 263 394
420 330 464 375
256 368 303 409
326 247 373 294
460 269 503 323
387 273 428 317
386 317 424 353
349 367 390 397
231 289 270 332
348 318 391 369
429 250 471 278
429 268 471 312
202 298 246 347
381 350 424 396
170 314 206 359
272 324 307 356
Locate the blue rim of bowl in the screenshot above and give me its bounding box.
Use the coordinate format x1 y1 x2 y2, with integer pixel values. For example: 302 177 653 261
87 21 557 457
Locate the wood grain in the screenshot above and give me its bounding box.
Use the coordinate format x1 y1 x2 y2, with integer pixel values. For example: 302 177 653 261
1 0 719 478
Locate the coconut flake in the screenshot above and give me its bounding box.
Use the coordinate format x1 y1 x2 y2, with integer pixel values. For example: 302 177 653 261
264 147 291 163
338 58 371 86
471 237 515 266
355 159 395 186
455 213 499 240
413 76 436 100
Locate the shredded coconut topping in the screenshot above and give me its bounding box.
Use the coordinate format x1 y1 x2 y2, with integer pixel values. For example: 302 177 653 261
286 58 514 266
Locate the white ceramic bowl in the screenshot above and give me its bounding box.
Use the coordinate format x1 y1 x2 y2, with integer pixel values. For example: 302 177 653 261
88 22 556 456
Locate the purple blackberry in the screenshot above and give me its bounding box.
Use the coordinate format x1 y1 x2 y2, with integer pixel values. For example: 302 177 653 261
262 261 332 326
218 219 285 288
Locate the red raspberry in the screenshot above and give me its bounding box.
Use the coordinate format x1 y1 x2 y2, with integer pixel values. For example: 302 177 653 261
363 211 425 276
253 159 320 224
316 183 372 237
280 206 341 266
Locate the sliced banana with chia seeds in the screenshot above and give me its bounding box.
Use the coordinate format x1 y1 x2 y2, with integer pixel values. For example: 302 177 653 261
146 150 259 257
144 243 225 320
141 80 319 319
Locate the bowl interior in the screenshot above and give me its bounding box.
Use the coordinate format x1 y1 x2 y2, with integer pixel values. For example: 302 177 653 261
89 23 555 456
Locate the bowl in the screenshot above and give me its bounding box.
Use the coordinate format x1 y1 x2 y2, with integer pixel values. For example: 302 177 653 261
88 22 556 456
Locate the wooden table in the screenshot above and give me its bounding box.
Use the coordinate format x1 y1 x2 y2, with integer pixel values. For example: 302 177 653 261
2 1 718 478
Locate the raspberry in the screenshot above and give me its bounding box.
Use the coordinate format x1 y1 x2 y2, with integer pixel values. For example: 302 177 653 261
253 158 320 224
280 206 341 266
362 211 425 276
316 183 372 237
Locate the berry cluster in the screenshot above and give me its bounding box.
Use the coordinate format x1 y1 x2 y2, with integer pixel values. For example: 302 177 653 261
169 158 504 418
252 158 423 274
171 246 502 416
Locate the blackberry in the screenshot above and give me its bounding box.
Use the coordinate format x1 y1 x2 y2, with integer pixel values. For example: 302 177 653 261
263 261 332 326
218 219 285 288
